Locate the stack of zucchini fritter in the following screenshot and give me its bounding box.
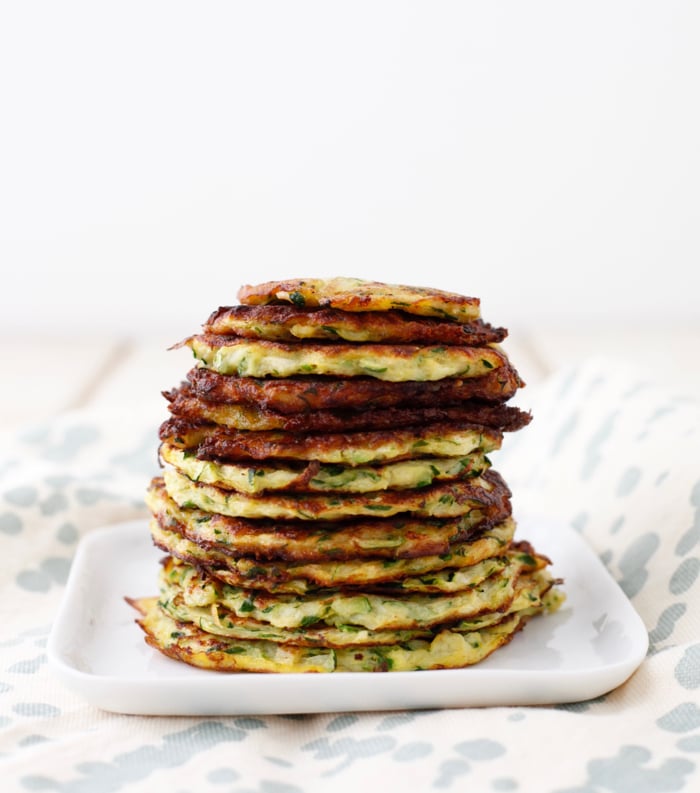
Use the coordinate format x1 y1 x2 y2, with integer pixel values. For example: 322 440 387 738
129 277 563 673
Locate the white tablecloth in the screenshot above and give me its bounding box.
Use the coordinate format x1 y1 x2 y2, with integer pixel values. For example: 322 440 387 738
1 358 699 792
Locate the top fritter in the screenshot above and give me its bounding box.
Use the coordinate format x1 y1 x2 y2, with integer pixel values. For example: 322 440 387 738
237 277 482 322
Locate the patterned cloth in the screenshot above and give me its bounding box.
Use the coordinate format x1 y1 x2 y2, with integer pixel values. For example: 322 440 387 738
1 358 699 793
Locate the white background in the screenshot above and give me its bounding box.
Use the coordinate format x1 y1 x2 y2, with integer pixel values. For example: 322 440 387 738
1 1 699 338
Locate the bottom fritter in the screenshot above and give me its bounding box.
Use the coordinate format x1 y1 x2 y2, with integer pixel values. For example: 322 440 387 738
129 596 544 673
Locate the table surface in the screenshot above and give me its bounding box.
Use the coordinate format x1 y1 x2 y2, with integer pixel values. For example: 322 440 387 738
5 322 699 434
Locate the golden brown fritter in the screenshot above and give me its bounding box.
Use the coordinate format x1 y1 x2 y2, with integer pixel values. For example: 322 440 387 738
186 335 508 381
204 305 506 344
147 475 512 561
149 518 518 593
157 555 532 628
163 382 532 433
237 277 481 323
159 443 492 494
159 418 504 464
151 556 553 647
162 466 509 521
185 366 524 412
130 595 533 672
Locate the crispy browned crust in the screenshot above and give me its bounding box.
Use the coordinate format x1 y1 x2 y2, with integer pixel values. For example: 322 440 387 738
124 596 146 614
186 365 524 412
204 305 507 345
148 475 512 562
509 539 553 571
164 382 532 433
158 417 504 462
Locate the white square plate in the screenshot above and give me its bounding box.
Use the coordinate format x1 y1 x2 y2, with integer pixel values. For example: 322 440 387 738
47 516 648 715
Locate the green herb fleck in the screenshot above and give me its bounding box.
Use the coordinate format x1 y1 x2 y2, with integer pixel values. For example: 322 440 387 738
362 365 388 374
